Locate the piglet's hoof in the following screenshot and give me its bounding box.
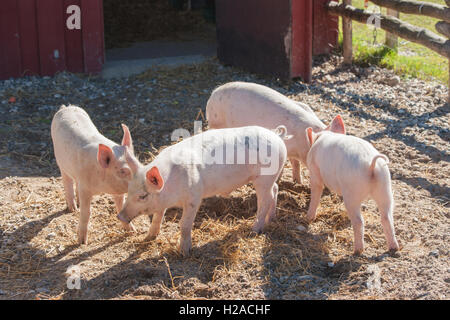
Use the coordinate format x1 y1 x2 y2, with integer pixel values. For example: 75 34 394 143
144 234 157 242
306 214 316 224
353 248 364 256
293 175 305 185
387 248 401 258
66 202 77 213
179 242 192 257
77 230 88 245
252 222 265 234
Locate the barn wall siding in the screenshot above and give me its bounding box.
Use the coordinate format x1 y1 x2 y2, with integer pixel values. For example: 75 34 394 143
0 0 104 80
36 0 67 76
81 0 104 73
65 0 85 73
291 0 313 82
313 0 338 56
17 0 41 76
0 0 22 79
216 0 335 82
1 0 335 81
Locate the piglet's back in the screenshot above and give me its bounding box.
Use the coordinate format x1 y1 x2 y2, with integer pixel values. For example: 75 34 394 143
51 105 104 147
310 132 383 195
209 82 324 130
51 105 117 178
314 133 379 172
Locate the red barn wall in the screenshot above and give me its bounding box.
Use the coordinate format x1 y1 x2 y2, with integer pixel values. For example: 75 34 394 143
0 0 337 81
216 0 338 82
0 0 104 80
313 0 339 56
291 0 313 82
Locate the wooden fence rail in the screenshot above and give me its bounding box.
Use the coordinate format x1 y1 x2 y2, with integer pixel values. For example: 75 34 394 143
327 0 450 102
436 21 450 38
370 0 450 22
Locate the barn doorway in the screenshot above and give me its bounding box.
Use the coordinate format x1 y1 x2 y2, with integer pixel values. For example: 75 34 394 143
102 0 217 74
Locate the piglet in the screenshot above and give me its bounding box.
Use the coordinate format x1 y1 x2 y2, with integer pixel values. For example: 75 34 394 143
305 115 400 255
51 105 135 244
117 125 289 256
206 81 342 184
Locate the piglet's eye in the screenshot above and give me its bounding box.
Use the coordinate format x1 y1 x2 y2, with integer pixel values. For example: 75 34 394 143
138 194 148 201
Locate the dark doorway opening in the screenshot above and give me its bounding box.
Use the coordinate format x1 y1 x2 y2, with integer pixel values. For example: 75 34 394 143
103 0 217 63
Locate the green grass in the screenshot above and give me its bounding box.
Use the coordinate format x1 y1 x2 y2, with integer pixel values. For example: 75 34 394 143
339 0 448 83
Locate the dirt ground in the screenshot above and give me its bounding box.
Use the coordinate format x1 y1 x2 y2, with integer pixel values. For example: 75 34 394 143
0 56 448 300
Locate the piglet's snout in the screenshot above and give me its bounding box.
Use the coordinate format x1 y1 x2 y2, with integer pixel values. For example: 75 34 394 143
117 211 131 224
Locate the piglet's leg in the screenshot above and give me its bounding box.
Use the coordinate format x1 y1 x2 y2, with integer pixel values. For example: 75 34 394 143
290 158 302 184
75 182 80 207
145 209 166 241
378 202 400 252
253 177 277 233
113 194 135 232
265 183 279 225
77 188 93 245
113 194 124 212
373 192 400 252
343 196 365 255
61 171 77 212
179 199 201 256
306 168 324 222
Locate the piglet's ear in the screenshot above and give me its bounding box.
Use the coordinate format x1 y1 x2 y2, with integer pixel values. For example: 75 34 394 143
121 124 133 152
98 144 114 169
124 146 139 175
146 166 164 191
329 115 346 134
305 127 316 148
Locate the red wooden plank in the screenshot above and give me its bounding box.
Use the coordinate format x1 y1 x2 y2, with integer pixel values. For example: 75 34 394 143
100 0 105 64
0 0 22 80
64 0 84 73
36 0 66 76
291 0 313 82
17 0 40 76
81 0 104 73
313 0 339 55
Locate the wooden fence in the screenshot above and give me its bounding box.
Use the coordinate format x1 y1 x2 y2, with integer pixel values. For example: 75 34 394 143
327 0 450 102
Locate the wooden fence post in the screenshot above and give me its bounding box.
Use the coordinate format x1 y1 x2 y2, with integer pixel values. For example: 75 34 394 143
445 1 450 104
343 0 352 64
436 2 450 103
385 8 399 49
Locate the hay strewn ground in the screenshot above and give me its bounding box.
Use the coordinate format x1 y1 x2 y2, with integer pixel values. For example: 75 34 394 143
0 56 448 299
